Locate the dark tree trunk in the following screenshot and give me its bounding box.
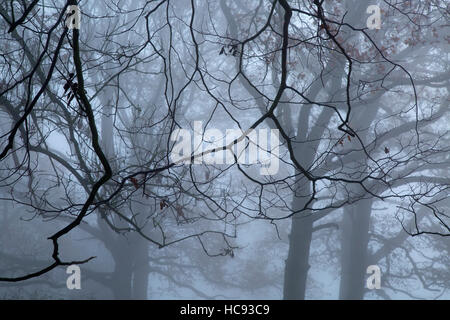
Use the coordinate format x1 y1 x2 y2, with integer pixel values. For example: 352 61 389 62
339 198 373 300
283 180 313 300
110 241 133 299
131 237 149 299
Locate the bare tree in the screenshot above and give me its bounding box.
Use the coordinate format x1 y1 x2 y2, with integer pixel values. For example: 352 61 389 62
0 0 448 301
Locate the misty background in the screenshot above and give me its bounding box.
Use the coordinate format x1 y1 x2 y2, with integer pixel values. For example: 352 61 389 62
0 0 449 300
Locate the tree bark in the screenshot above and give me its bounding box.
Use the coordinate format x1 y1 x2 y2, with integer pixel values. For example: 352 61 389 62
132 236 150 299
283 183 314 299
339 198 373 299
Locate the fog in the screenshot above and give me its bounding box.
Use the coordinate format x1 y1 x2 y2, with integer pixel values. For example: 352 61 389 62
0 0 449 300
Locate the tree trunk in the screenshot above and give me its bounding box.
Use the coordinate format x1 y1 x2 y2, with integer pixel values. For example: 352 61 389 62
339 198 373 299
108 236 149 299
110 241 133 299
100 98 150 300
283 179 313 300
283 210 313 299
131 236 149 299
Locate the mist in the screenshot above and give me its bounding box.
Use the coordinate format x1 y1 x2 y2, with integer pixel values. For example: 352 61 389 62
0 0 449 300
